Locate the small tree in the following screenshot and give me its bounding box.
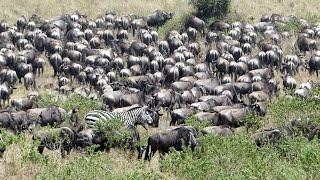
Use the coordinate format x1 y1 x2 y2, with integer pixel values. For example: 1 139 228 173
190 0 231 20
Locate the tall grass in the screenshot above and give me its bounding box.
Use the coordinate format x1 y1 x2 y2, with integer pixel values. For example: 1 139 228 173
2 87 320 179
230 0 320 22
0 0 193 23
160 87 320 179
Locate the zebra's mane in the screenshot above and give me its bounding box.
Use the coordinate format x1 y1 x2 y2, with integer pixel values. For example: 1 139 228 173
127 106 144 111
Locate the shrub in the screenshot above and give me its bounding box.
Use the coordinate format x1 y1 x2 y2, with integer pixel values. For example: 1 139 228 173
35 91 103 121
158 12 192 39
95 119 133 151
190 0 231 20
277 21 303 32
185 116 211 132
0 131 20 157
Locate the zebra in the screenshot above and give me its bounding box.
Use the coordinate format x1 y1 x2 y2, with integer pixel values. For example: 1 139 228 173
85 106 154 129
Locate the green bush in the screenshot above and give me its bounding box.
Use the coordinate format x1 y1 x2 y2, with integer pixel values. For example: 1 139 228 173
185 116 211 132
190 0 231 19
158 12 192 39
0 131 21 157
94 119 133 151
277 21 303 32
35 91 103 121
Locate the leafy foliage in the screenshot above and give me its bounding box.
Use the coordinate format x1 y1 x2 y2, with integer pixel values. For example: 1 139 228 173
35 91 103 122
94 119 133 151
36 153 115 179
0 131 20 157
158 12 192 39
267 88 320 127
185 116 212 132
190 0 231 20
277 20 303 32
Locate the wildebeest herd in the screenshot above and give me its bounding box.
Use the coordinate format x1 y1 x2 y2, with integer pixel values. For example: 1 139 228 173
0 10 320 161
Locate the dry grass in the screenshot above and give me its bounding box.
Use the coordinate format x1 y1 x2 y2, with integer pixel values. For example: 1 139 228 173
1 0 319 24
11 56 56 100
231 0 320 22
0 0 192 23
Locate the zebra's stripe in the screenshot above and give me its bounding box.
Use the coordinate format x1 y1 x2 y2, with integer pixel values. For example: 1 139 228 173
84 107 151 129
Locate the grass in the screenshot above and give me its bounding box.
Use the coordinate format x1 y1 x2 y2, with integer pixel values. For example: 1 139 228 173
0 0 192 24
160 87 320 179
230 0 320 23
1 0 319 24
2 87 320 179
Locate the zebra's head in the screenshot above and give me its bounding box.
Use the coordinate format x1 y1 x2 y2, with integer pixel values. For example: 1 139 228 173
138 106 154 126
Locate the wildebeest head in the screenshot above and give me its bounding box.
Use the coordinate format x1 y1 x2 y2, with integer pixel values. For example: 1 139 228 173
74 131 93 150
188 132 198 150
268 129 282 143
151 108 163 128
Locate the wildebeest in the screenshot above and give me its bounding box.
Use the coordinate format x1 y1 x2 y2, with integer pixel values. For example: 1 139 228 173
251 128 281 147
11 96 35 111
37 105 65 126
75 126 144 159
32 127 75 158
201 126 234 137
0 82 14 107
146 10 173 30
144 126 198 161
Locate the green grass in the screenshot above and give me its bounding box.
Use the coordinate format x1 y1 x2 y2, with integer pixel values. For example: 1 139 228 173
160 135 320 179
2 87 320 179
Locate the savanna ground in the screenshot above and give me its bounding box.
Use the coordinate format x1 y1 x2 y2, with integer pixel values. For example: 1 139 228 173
1 0 320 179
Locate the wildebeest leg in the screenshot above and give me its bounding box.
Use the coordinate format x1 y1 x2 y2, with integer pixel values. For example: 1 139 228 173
6 98 9 108
61 147 66 158
38 145 45 154
64 142 72 156
169 119 176 126
144 143 153 161
175 139 184 151
96 143 107 152
137 146 145 160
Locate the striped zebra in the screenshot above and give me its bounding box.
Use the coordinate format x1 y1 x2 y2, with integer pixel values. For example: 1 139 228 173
85 106 154 129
